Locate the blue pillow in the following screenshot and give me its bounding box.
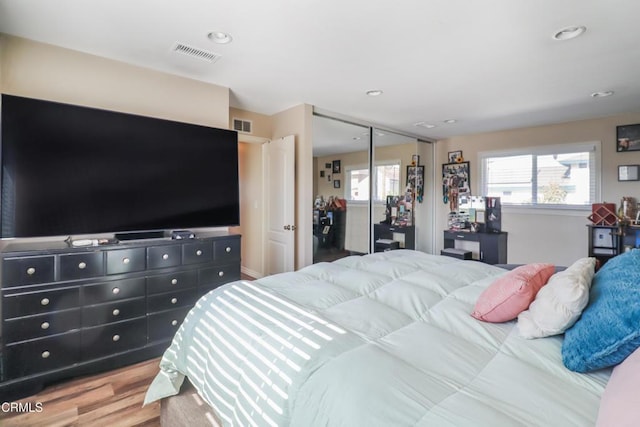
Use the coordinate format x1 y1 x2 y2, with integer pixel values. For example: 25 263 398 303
562 249 640 372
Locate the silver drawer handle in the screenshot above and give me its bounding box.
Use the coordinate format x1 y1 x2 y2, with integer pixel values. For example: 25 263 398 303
41 351 50 359
112 334 120 342
196 250 203 256
41 322 50 330
171 320 178 326
26 267 36 276
225 247 231 253
171 278 178 285
112 287 120 295
162 254 169 260
122 257 130 264
78 262 87 270
112 309 120 316
41 298 50 306
171 297 178 304
218 271 224 277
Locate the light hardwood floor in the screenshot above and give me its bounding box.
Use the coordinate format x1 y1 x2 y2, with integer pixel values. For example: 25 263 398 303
0 357 162 427
1 274 257 427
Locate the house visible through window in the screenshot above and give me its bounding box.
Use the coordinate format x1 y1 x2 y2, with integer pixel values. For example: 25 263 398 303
479 142 600 208
347 163 400 201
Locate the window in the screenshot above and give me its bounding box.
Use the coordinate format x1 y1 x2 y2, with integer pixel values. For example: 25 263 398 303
479 142 600 208
346 162 400 202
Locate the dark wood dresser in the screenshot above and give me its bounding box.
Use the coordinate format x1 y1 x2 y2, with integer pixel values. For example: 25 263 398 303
0 232 240 400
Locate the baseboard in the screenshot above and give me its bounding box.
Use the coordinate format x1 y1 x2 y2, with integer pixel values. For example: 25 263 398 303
241 266 263 279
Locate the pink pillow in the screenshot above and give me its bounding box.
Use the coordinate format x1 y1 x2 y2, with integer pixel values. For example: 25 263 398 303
471 263 555 322
596 347 640 427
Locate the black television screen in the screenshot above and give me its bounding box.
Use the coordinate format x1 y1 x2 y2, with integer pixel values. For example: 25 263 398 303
1 94 239 238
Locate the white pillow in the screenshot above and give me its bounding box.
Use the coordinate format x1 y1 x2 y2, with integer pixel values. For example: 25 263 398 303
517 257 596 339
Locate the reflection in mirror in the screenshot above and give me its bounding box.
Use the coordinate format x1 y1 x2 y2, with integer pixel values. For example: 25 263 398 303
312 115 369 263
371 130 419 253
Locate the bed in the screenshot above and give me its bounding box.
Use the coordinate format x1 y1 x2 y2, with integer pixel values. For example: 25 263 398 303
144 250 613 426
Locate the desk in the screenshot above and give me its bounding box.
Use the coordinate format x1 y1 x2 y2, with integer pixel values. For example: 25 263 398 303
443 230 508 264
374 224 415 251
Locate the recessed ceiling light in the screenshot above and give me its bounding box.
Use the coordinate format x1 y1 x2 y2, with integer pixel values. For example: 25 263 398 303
353 136 362 140
413 121 436 129
591 90 614 98
443 119 457 124
552 26 586 41
366 90 383 96
208 31 233 44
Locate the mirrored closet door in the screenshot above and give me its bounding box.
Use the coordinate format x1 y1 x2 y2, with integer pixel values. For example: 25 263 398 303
312 113 435 263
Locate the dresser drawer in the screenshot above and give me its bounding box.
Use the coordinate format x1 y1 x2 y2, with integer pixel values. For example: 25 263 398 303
3 255 55 287
213 238 240 263
182 241 213 265
81 317 147 361
59 252 105 281
147 270 197 295
83 277 146 305
199 263 241 287
4 331 80 380
147 288 198 312
3 286 80 318
4 309 81 343
147 245 181 269
148 307 191 342
444 231 480 242
82 297 146 327
106 248 146 275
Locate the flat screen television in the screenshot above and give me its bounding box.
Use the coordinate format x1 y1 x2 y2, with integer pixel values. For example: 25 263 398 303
0 94 239 239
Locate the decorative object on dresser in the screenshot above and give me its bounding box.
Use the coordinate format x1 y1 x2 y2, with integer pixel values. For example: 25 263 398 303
588 202 618 226
0 232 241 401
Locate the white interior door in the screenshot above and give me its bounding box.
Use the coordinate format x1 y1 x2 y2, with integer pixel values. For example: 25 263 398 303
263 135 295 274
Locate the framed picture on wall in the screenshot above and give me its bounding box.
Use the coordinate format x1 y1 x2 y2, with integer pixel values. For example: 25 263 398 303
618 164 640 181
442 162 470 210
448 150 463 163
325 162 332 169
333 179 341 189
332 160 341 174
406 165 424 188
617 124 640 152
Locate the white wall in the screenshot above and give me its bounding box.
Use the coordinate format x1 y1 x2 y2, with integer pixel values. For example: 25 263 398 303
1 36 229 128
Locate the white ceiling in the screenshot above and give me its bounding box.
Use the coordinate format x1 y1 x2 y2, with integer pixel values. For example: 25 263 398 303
1 0 640 143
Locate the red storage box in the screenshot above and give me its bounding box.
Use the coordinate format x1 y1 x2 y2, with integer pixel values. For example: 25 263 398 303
588 203 617 226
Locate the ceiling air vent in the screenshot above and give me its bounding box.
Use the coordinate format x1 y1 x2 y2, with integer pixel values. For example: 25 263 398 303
233 118 252 134
172 43 221 63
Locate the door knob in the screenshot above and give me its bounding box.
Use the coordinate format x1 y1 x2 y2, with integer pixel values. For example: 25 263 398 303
284 225 291 230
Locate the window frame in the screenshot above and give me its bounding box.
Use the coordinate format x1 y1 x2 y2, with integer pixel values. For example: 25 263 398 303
478 141 601 212
345 159 401 203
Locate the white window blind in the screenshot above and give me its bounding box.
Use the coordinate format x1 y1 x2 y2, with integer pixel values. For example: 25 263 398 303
479 142 600 209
